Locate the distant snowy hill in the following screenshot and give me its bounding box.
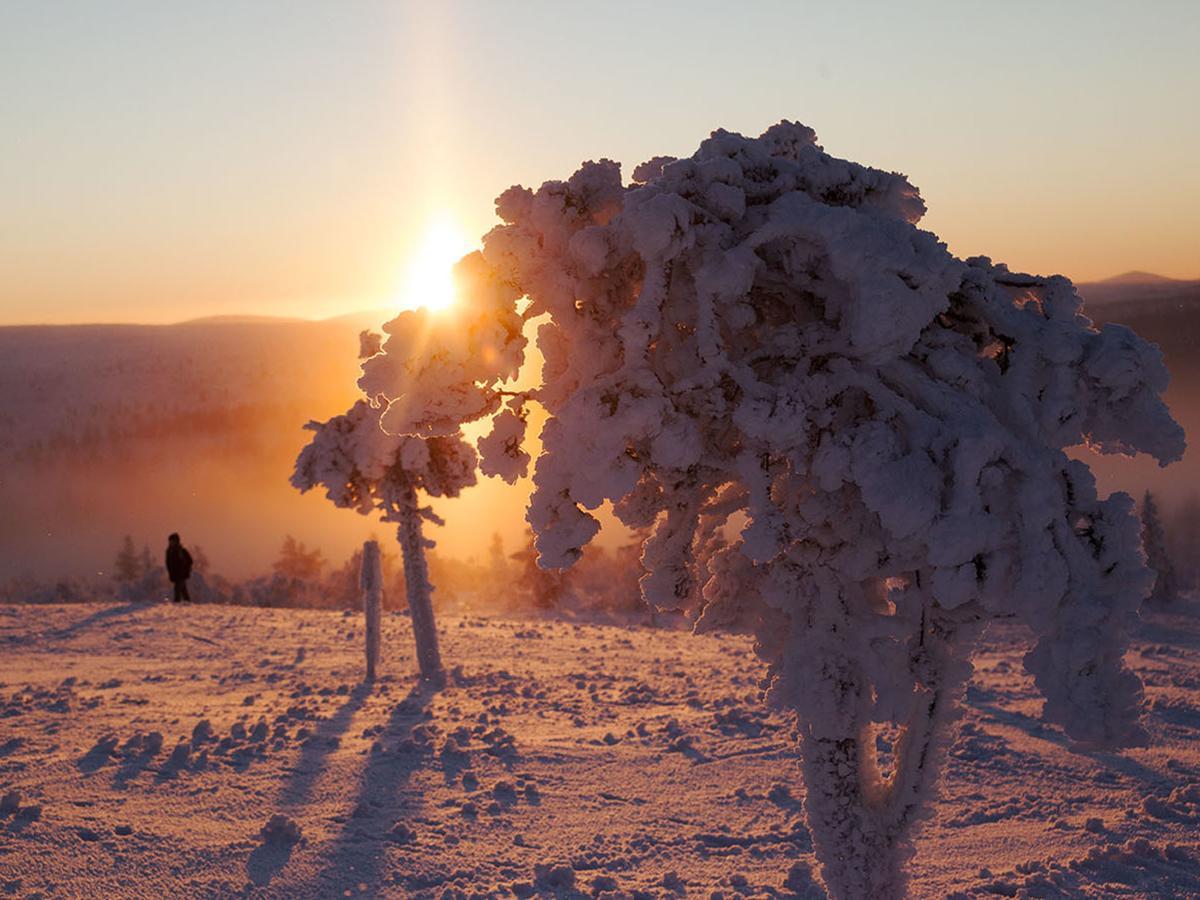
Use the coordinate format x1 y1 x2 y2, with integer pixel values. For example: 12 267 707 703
1095 270 1190 286
0 315 393 580
0 315 388 458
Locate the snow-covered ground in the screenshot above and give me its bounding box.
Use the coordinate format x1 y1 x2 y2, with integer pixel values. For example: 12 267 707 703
1 601 1198 898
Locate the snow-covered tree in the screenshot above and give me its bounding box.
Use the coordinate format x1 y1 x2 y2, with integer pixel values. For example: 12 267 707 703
140 544 156 576
113 535 141 583
294 256 526 681
375 121 1185 897
1141 491 1178 606
488 532 511 587
511 529 569 610
272 535 325 582
189 544 209 575
291 400 471 680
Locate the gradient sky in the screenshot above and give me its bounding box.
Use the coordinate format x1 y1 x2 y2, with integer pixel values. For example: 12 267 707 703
2 0 1197 325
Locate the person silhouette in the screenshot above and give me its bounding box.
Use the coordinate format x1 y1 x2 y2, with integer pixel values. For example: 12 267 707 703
165 533 194 603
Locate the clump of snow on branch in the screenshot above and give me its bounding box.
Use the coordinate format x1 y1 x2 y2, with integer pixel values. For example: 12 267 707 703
477 404 531 483
460 120 1184 897
291 400 476 517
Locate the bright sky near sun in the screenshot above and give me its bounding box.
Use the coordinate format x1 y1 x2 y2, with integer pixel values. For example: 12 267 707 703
1 0 1198 325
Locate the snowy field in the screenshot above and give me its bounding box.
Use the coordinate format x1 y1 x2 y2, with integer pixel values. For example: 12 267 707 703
2 601 1199 899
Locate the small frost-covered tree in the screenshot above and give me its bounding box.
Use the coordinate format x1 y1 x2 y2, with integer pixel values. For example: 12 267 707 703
1141 491 1178 606
488 532 508 580
1171 493 1200 589
113 535 141 583
511 529 569 610
386 121 1184 897
273 535 325 582
138 543 155 577
293 252 526 681
113 534 170 603
291 400 472 680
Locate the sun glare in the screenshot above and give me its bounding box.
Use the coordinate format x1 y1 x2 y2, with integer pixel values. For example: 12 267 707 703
398 219 474 313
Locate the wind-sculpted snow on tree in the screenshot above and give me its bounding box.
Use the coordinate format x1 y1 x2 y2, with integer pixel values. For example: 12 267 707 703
447 122 1186 897
293 252 526 682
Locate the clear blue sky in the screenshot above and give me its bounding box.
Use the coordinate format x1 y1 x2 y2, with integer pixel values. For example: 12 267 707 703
2 0 1197 323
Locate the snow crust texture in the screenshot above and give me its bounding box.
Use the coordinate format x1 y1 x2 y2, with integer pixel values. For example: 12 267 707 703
2 602 1200 898
425 120 1186 897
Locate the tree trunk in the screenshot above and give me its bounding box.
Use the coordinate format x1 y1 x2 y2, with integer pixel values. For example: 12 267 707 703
396 486 444 683
794 609 981 898
360 540 383 681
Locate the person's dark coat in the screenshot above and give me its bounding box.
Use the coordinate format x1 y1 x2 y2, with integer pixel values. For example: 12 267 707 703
166 544 193 583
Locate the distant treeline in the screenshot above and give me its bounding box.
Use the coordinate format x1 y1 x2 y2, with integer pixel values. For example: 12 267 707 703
10 403 315 465
1 530 659 624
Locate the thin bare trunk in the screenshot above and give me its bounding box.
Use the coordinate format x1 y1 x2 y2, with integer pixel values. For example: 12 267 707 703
360 540 382 681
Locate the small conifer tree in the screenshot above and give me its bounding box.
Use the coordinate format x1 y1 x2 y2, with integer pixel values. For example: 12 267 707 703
1142 491 1178 606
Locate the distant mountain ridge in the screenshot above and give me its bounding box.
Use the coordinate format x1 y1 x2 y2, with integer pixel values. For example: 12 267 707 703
179 314 309 325
1077 272 1200 311
179 308 395 329
1095 271 1195 286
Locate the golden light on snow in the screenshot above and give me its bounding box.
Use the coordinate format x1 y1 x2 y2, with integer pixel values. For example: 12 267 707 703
397 218 474 313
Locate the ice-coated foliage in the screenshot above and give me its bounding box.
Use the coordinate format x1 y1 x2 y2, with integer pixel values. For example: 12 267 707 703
291 399 478 516
445 121 1185 897
291 399 471 681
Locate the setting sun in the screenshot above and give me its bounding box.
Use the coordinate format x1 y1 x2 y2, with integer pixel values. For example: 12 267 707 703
397 218 474 313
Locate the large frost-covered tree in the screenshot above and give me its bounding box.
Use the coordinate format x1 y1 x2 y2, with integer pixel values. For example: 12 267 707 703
293 252 526 682
368 122 1184 897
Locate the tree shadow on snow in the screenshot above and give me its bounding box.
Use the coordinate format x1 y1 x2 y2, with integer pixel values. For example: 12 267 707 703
279 682 374 807
967 700 1168 789
38 602 141 644
236 683 397 892
1136 611 1200 651
295 683 433 897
